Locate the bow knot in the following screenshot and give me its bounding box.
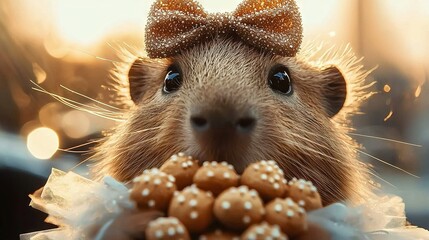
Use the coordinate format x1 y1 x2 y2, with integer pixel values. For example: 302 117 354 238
145 0 303 58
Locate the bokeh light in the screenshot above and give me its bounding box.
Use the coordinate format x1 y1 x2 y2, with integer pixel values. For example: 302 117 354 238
61 110 91 139
26 127 59 160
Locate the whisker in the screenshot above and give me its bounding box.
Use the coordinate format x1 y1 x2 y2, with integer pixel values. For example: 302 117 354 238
31 85 124 122
123 126 164 135
348 132 422 147
368 169 396 188
68 156 92 172
285 127 415 180
59 139 100 151
60 85 122 110
32 83 118 114
58 149 91 154
357 149 419 178
71 48 131 64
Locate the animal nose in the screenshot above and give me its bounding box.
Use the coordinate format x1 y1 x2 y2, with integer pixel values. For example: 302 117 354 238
190 108 256 134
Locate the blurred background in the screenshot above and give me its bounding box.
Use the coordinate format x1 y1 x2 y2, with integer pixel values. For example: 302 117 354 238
0 0 428 239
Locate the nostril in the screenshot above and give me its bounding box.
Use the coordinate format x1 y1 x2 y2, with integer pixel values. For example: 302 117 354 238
236 117 256 132
190 116 209 131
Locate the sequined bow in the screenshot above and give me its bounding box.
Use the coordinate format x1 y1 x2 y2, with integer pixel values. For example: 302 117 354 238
145 0 303 58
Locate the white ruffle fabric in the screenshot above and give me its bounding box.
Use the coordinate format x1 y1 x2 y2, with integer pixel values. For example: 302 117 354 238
20 169 429 240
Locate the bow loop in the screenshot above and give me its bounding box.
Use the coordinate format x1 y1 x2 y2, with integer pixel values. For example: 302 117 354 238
145 0 302 58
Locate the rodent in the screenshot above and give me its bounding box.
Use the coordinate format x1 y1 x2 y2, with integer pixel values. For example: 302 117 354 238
90 36 373 207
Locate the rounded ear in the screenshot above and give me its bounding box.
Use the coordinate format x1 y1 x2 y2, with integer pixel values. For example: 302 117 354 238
128 58 168 103
321 66 347 118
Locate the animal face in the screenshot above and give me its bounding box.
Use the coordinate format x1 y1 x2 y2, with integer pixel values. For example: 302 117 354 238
93 37 370 205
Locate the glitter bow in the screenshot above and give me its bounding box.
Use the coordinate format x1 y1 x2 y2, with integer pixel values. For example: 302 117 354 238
145 0 303 58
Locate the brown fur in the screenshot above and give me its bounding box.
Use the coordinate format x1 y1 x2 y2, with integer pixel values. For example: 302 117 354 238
91 37 375 206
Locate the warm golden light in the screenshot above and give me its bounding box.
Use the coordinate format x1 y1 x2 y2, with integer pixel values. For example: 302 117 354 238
27 127 59 160
32 63 47 84
415 85 422 98
384 110 393 122
50 0 148 46
61 110 91 139
383 84 391 93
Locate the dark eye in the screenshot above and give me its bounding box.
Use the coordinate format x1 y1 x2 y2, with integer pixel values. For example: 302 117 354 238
163 64 182 94
268 65 293 95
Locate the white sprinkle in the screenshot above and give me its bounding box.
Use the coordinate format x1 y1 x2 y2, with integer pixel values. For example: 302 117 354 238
148 200 155 207
132 176 141 183
256 226 265 235
269 177 275 183
253 164 260 170
223 172 231 179
261 173 268 180
249 190 258 198
310 185 317 192
203 161 209 166
191 188 199 196
244 201 252 210
142 188 150 196
247 233 256 240
181 162 188 168
167 227 175 236
177 226 184 234
274 203 282 212
177 195 185 204
189 199 198 207
190 211 198 219
143 175 151 182
266 166 273 172
298 200 305 206
207 170 214 177
273 183 280 189
211 161 217 166
187 160 193 166
243 215 251 224
273 174 280 180
155 230 163 238
171 218 179 224
168 175 176 182
221 161 228 166
178 152 185 157
166 182 173 188
239 187 248 195
271 227 281 237
154 178 161 185
286 198 294 206
222 201 231 210
298 184 305 190
171 154 178 161
286 209 294 217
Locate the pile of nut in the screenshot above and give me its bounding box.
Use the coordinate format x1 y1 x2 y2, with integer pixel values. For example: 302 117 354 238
130 153 323 240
